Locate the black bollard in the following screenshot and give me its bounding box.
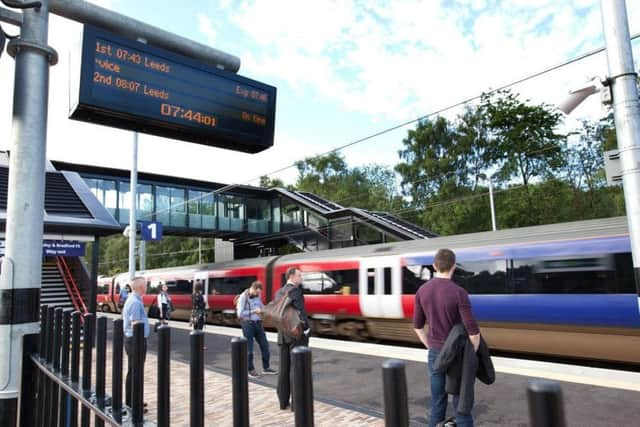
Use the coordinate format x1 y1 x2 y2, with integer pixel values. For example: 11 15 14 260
131 322 146 427
231 337 249 427
35 305 48 427
382 359 409 427
292 346 314 427
44 307 55 423
527 379 567 427
38 305 48 360
50 307 63 424
112 318 124 423
190 330 204 427
58 309 72 427
158 325 171 427
81 313 96 427
69 311 81 426
95 316 107 427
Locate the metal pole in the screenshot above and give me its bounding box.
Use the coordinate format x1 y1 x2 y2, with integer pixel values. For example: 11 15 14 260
49 0 240 72
0 1 54 422
600 0 640 312
231 337 249 427
89 237 100 314
128 132 138 281
139 240 146 271
488 178 497 231
198 238 202 264
527 379 566 427
381 359 409 427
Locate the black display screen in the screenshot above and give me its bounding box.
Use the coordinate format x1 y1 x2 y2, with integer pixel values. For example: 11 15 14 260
69 26 276 153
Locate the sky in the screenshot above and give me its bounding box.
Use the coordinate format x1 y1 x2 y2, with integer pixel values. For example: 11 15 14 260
1 0 639 189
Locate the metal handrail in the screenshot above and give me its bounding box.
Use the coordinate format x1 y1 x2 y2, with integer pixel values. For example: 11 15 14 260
30 354 120 427
56 256 88 315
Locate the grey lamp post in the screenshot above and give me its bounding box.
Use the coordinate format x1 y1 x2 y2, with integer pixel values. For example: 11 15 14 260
477 174 497 232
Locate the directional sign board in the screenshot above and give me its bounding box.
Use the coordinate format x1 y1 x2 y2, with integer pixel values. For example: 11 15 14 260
69 25 276 153
140 221 163 241
0 240 86 257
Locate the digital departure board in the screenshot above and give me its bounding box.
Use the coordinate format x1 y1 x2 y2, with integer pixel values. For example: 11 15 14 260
69 26 276 153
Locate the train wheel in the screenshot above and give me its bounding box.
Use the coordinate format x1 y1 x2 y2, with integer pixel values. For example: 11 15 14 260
337 321 368 341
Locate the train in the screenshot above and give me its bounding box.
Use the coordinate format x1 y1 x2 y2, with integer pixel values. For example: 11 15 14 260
96 216 640 364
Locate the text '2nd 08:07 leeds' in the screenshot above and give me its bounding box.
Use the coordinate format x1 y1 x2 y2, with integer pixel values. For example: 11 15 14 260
92 40 268 128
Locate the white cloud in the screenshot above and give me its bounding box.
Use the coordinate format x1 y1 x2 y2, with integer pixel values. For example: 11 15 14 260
197 14 216 46
216 0 638 128
1 0 639 191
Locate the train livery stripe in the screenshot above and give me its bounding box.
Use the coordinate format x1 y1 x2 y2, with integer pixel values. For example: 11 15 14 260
403 235 631 265
469 294 640 328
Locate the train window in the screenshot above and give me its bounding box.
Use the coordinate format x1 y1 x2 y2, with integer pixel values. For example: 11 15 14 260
454 260 508 294
367 268 375 295
383 268 392 295
297 269 359 295
510 255 615 294
97 284 109 295
147 281 160 294
211 276 256 295
165 279 193 294
403 265 432 294
614 253 636 293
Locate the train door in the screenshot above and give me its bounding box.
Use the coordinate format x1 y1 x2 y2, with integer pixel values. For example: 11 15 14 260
358 257 403 318
193 271 209 308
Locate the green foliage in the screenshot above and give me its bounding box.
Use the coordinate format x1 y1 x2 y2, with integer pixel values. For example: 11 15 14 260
295 152 403 212
95 235 215 276
394 88 623 235
480 89 566 187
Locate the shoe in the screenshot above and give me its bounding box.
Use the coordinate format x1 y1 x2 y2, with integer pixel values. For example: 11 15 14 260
262 367 278 375
280 403 290 410
248 370 260 378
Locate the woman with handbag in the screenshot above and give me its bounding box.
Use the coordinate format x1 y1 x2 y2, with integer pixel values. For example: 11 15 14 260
157 283 172 326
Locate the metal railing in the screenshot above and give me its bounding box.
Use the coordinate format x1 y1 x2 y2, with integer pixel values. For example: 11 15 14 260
23 307 568 427
56 256 88 315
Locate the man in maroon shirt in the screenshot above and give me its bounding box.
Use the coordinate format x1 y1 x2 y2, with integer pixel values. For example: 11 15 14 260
413 248 480 427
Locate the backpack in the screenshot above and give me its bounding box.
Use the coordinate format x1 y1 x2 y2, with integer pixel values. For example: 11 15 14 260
262 288 303 339
233 289 249 308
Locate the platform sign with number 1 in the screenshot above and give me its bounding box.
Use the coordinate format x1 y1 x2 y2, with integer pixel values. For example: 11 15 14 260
140 221 163 241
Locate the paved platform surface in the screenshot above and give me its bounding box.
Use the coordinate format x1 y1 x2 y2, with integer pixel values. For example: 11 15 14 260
101 316 640 426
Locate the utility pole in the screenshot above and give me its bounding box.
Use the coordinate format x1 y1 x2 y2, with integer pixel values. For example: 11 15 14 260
128 132 138 280
0 0 56 422
601 0 640 310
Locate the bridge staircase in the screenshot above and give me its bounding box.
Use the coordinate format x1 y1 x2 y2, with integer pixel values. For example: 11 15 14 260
40 257 88 317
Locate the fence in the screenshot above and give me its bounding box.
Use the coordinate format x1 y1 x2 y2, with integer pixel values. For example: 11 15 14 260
22 306 567 427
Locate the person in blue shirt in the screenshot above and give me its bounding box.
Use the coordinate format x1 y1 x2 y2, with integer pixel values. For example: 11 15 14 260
118 284 130 309
122 276 150 408
236 281 277 378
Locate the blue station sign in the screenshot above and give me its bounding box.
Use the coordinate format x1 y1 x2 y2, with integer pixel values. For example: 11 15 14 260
42 241 86 257
140 221 163 241
69 25 276 153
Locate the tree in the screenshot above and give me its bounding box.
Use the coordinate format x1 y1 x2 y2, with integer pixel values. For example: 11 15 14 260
395 116 462 202
480 89 566 187
259 175 285 188
295 152 400 212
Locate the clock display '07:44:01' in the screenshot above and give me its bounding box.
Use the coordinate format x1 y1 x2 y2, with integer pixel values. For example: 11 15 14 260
160 103 217 127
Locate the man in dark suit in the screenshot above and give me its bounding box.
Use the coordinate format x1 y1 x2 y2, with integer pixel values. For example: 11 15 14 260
276 266 310 410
